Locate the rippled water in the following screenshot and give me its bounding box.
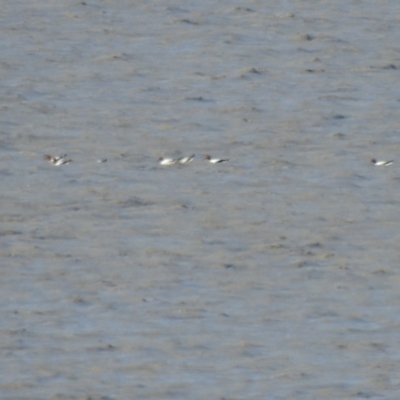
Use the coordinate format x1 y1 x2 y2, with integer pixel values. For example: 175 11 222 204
1 1 400 399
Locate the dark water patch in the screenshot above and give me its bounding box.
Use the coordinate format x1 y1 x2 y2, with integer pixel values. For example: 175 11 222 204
184 96 214 102
87 344 116 352
29 102 58 114
218 105 261 114
353 390 382 399
117 197 154 208
323 114 347 120
331 132 346 138
377 63 397 70
238 67 266 78
178 18 199 25
0 229 22 236
32 235 77 241
294 33 315 41
0 214 28 222
371 269 389 275
221 263 252 271
166 6 189 13
305 68 325 73
96 53 133 62
71 296 91 306
233 7 255 13
307 242 323 248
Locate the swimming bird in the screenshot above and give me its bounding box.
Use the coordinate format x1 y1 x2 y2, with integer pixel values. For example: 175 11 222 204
371 159 393 166
44 154 72 165
159 157 178 166
178 154 195 164
205 155 229 163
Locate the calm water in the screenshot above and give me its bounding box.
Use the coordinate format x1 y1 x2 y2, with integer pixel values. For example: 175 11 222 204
1 1 400 399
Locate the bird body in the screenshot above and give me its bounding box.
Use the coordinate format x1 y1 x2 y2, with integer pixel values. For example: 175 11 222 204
44 154 72 165
178 154 195 164
205 155 229 163
159 157 177 166
371 159 393 166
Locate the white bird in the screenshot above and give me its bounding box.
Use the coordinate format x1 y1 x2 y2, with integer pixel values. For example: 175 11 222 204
371 158 393 166
178 154 195 164
44 154 72 165
205 155 229 163
159 157 177 166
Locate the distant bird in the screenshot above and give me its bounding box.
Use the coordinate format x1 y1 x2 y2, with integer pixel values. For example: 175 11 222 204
97 158 107 163
205 155 229 163
371 159 393 166
44 154 72 165
178 154 195 164
158 157 178 166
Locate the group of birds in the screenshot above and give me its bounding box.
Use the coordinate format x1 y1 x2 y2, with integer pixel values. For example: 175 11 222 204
44 153 228 166
44 154 393 167
158 154 228 165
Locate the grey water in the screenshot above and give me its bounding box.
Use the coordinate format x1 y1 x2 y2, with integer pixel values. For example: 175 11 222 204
1 1 400 399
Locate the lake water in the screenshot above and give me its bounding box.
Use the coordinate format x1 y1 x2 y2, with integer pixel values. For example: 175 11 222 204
1 1 400 399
